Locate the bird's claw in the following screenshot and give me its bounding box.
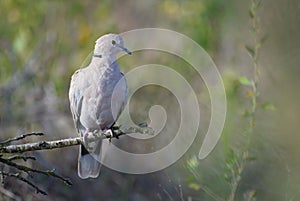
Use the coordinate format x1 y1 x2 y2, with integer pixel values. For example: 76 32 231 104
83 132 94 150
105 129 119 142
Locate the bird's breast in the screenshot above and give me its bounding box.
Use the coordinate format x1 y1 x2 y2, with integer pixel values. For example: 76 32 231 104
80 68 123 130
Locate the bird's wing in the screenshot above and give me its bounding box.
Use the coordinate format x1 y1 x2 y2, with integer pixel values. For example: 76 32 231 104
69 69 84 133
119 72 128 116
111 72 128 122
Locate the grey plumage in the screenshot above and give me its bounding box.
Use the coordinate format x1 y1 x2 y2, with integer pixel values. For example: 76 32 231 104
69 34 129 179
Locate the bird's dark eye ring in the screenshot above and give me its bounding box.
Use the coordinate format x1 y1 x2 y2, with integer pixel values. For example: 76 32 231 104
112 40 116 45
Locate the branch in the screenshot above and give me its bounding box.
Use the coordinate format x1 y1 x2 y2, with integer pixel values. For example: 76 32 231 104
0 125 154 154
0 137 82 154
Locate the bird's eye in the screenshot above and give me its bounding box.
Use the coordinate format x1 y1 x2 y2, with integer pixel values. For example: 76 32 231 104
112 40 116 45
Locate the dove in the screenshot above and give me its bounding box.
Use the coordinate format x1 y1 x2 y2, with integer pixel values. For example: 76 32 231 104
69 34 131 179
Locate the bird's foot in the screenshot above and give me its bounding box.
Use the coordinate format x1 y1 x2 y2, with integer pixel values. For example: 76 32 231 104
105 129 119 142
111 124 119 131
83 129 90 144
83 129 94 150
111 128 119 139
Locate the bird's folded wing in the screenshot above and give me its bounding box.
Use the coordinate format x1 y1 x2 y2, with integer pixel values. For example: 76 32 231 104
69 69 84 133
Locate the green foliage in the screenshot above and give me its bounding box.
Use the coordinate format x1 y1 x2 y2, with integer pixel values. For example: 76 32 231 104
160 0 225 53
245 45 255 58
238 76 252 86
188 182 202 191
183 0 276 200
259 34 269 46
262 102 276 110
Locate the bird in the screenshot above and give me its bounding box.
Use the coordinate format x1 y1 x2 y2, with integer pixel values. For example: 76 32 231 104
69 34 131 179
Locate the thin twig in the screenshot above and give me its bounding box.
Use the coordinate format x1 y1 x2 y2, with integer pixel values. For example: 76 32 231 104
178 184 184 201
0 157 72 185
227 151 249 201
201 185 225 201
159 183 175 201
7 155 36 162
0 171 47 195
0 132 44 146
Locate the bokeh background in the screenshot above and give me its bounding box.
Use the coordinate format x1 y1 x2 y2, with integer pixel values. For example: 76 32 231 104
0 0 299 200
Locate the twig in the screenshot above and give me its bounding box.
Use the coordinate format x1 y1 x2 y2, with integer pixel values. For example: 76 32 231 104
7 155 36 161
159 183 175 201
178 184 184 201
227 152 247 201
0 171 47 195
249 0 261 130
201 185 225 201
0 157 72 185
0 132 44 146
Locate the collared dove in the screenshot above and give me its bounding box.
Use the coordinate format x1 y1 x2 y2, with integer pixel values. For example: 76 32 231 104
69 34 130 179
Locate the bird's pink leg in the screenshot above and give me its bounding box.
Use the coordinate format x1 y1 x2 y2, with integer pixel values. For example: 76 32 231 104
83 128 91 146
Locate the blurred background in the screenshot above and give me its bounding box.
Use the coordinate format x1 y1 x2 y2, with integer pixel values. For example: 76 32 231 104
0 0 299 200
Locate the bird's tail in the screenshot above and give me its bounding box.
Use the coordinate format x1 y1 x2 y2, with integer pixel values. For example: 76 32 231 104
78 142 102 179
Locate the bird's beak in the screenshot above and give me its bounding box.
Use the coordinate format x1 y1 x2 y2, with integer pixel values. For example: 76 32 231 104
116 44 132 55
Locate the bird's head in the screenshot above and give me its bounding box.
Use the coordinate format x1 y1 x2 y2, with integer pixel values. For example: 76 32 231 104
93 34 131 58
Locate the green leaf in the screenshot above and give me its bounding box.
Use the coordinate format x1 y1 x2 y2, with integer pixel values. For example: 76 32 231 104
185 176 195 183
188 182 201 191
187 156 199 169
259 34 269 45
248 156 256 161
223 173 231 182
262 102 276 110
245 45 255 58
13 32 27 55
239 76 252 86
243 109 250 117
249 8 254 18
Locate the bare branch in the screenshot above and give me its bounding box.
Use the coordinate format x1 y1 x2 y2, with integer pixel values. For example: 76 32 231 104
0 125 154 154
0 132 44 146
0 137 82 154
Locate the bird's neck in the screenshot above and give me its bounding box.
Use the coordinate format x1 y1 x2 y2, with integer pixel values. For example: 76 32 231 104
91 53 117 67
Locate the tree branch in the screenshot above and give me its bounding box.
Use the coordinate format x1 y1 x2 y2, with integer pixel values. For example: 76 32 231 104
0 125 154 154
0 137 82 154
